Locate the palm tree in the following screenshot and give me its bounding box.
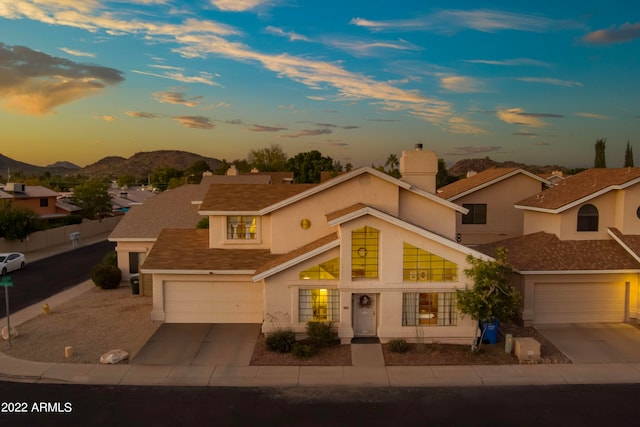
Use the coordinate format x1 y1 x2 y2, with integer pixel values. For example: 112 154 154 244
385 154 399 176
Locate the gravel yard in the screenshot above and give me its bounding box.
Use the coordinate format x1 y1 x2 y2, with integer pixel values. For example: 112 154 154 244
2 285 159 364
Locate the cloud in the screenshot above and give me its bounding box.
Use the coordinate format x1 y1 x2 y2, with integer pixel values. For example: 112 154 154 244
575 112 609 120
583 22 640 44
265 26 310 42
94 115 116 121
0 42 123 115
132 70 219 86
497 108 563 127
126 111 160 118
342 125 359 130
153 90 202 107
465 58 551 67
446 146 502 156
280 128 333 138
440 76 482 93
58 47 95 57
210 0 268 12
245 124 287 132
225 119 244 125
516 77 583 87
172 115 214 129
351 9 574 34
325 37 420 56
512 132 539 136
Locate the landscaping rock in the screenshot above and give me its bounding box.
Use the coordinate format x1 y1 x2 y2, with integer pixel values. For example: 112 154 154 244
100 349 129 364
1 326 18 341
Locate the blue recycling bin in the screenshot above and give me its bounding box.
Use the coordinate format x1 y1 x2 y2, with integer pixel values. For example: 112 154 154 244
480 320 499 344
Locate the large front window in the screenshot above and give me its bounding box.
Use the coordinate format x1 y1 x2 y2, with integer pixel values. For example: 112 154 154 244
299 257 340 280
227 216 257 240
352 226 379 279
402 292 457 326
403 243 458 282
299 289 339 322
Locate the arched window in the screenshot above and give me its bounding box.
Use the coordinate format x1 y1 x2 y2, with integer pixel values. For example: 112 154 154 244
577 204 598 231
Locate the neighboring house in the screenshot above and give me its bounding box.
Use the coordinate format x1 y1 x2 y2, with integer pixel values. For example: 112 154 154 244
141 147 491 344
0 183 66 219
109 186 157 213
477 168 640 325
437 169 551 245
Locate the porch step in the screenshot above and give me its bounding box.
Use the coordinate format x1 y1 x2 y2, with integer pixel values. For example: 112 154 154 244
351 343 384 367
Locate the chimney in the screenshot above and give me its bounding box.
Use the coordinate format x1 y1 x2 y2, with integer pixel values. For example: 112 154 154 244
226 165 238 176
399 146 438 193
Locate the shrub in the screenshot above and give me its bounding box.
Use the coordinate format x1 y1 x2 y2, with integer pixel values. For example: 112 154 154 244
292 342 316 359
388 339 409 353
306 322 337 348
91 264 122 289
102 251 118 266
265 330 296 353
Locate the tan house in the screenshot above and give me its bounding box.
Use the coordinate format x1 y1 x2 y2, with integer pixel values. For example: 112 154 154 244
0 183 65 219
478 168 640 325
437 168 551 245
141 147 492 344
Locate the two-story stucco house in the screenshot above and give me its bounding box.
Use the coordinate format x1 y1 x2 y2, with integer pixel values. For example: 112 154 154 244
437 168 551 245
141 147 491 344
477 168 640 325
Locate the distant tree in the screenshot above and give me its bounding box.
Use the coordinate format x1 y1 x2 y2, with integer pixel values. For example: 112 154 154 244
150 166 182 190
71 180 113 219
624 141 634 168
213 159 231 175
0 206 40 241
384 153 401 178
344 163 353 172
247 144 288 172
594 138 607 168
286 150 335 183
436 159 460 188
117 174 137 188
184 160 211 183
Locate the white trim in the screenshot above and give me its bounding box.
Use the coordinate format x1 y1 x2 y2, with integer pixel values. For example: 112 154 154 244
327 204 492 260
608 228 640 264
447 169 551 202
140 269 256 275
515 176 640 214
252 239 340 281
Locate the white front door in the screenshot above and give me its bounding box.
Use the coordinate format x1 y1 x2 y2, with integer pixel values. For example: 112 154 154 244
353 293 376 337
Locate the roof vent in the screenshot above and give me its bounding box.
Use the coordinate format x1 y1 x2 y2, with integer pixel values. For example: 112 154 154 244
414 143 423 151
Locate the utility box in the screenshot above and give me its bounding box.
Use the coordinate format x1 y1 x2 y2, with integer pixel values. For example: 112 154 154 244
514 337 541 362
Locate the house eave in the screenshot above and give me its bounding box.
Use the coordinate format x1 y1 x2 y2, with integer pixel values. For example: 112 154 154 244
140 269 256 275
252 239 340 281
518 269 640 275
448 169 552 202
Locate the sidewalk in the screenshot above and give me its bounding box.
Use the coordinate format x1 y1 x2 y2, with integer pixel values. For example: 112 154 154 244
3 235 640 387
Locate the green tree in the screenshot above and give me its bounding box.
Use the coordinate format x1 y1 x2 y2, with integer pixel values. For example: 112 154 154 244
436 159 459 188
624 141 634 167
184 160 211 183
594 138 607 168
150 166 182 190
71 180 113 219
286 150 335 183
0 206 40 241
457 248 521 351
248 144 288 172
117 174 137 188
383 153 401 178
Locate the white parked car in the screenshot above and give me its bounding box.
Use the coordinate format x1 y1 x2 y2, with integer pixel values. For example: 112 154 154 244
0 252 27 275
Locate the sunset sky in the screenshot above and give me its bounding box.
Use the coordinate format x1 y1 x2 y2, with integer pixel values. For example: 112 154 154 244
0 1 638 169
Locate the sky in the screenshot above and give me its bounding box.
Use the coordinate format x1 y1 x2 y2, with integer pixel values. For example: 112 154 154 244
0 1 639 169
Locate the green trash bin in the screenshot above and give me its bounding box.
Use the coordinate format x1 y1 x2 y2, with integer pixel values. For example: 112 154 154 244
130 274 140 295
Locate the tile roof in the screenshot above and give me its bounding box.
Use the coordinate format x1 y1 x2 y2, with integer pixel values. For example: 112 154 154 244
109 184 209 240
141 228 276 272
254 232 339 277
436 168 520 200
608 227 640 262
516 167 640 211
475 232 640 272
199 183 317 212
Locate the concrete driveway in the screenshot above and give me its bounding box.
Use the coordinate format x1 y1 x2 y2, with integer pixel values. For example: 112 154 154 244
536 323 640 363
132 323 261 366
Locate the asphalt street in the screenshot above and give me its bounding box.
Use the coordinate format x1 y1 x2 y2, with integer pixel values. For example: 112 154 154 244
1 382 639 426
0 241 116 314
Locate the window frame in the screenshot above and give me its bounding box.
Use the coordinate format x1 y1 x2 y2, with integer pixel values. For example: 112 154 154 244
39 198 49 208
577 204 598 232
298 288 340 322
351 226 379 279
461 203 487 225
226 215 259 241
402 292 457 326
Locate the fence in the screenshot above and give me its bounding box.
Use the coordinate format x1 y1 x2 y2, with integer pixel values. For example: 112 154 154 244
0 216 121 254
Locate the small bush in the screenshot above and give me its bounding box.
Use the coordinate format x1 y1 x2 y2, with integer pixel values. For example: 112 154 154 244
292 342 316 359
102 251 118 266
388 339 409 353
306 322 337 348
91 264 122 289
265 330 296 353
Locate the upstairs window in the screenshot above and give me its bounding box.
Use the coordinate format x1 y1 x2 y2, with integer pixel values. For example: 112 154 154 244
462 204 487 224
351 226 379 279
577 204 598 231
227 216 257 240
40 198 49 208
299 257 340 280
403 243 458 282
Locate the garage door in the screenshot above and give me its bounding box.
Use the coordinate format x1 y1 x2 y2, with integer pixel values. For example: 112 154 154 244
533 281 626 324
164 281 263 323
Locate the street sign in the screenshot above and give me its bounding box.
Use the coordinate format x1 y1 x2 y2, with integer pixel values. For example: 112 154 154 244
0 276 13 287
